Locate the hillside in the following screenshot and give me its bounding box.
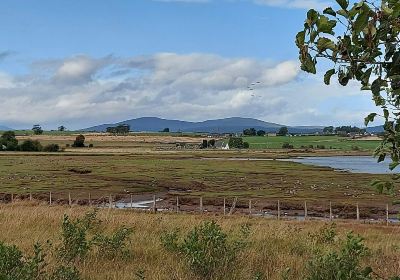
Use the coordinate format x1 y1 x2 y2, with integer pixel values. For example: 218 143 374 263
82 117 324 134
0 125 12 131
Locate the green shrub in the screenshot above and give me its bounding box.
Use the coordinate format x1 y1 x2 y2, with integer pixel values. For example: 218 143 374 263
93 227 133 259
316 145 325 149
43 144 60 152
161 220 249 279
58 210 99 262
19 140 43 152
50 266 81 280
0 242 46 280
306 232 372 280
282 142 293 149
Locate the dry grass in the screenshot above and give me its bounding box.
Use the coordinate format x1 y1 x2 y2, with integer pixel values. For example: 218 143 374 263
1 203 400 279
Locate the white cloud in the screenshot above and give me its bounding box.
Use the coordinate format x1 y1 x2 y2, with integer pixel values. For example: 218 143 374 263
0 52 375 129
253 0 331 9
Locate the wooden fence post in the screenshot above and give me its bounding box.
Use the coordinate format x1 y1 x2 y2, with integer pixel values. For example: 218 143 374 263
278 200 281 220
304 201 308 220
329 201 332 221
88 193 91 206
223 198 226 216
176 196 179 213
109 194 112 209
29 192 32 201
11 193 13 204
386 204 389 226
229 197 237 215
49 192 52 205
199 197 203 213
68 193 72 206
356 203 360 221
249 199 252 215
153 195 156 213
130 194 133 208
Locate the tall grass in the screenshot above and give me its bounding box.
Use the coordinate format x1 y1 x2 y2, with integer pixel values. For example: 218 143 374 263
0 202 399 279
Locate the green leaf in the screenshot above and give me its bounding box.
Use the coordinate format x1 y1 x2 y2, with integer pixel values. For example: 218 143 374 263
389 161 399 171
306 9 318 27
353 6 370 33
317 37 336 52
295 31 306 48
323 7 336 16
336 0 349 10
337 9 348 18
300 53 316 74
364 113 377 126
324 69 336 85
316 15 337 35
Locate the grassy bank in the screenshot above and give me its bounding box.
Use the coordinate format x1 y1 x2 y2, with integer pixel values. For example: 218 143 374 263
0 204 399 279
244 135 380 151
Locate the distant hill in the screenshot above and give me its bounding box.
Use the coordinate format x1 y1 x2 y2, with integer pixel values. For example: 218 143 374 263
0 125 12 131
82 117 325 134
366 125 384 133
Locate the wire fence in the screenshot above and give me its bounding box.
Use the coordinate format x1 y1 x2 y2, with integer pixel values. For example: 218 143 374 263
0 192 397 225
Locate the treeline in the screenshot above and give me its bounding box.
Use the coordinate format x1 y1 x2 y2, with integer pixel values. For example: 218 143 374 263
243 127 288 136
106 124 130 135
323 126 366 134
0 131 60 152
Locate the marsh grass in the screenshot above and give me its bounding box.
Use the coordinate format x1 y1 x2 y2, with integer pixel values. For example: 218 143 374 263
0 203 400 279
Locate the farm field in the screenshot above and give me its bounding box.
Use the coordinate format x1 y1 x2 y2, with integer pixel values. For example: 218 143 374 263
1 204 399 280
244 135 381 151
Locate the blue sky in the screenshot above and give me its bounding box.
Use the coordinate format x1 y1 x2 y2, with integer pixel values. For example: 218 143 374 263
0 0 378 129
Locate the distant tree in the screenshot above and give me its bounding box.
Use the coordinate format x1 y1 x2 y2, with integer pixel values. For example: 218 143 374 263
257 130 266 136
72 134 85 147
243 128 257 136
323 126 334 134
162 128 170 133
19 140 43 151
208 139 216 147
58 125 66 132
201 140 208 149
32 125 43 135
228 137 250 149
106 124 130 135
277 127 288 136
0 131 18 151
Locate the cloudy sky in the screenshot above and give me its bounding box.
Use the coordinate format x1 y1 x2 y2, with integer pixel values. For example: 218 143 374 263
0 0 377 129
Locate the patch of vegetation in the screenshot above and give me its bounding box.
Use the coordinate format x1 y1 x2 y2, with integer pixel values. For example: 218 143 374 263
161 220 250 279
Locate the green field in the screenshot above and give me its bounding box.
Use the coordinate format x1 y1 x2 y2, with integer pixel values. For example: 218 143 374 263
244 135 380 151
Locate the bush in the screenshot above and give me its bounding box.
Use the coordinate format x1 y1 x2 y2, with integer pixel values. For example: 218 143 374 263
93 227 133 259
50 266 81 280
58 210 99 262
282 142 293 149
19 140 43 152
88 143 94 148
0 242 46 280
161 220 249 279
72 135 85 148
43 144 60 152
228 137 249 149
0 131 18 151
306 232 372 280
316 145 325 149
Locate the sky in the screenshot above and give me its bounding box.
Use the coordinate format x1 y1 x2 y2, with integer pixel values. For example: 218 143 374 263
0 0 378 129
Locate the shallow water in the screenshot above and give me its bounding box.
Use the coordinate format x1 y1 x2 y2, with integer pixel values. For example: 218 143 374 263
282 156 397 174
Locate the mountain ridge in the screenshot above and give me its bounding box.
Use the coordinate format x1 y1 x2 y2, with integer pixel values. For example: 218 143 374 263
82 117 325 133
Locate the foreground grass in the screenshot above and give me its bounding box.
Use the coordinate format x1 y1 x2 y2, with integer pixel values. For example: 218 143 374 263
1 203 400 280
